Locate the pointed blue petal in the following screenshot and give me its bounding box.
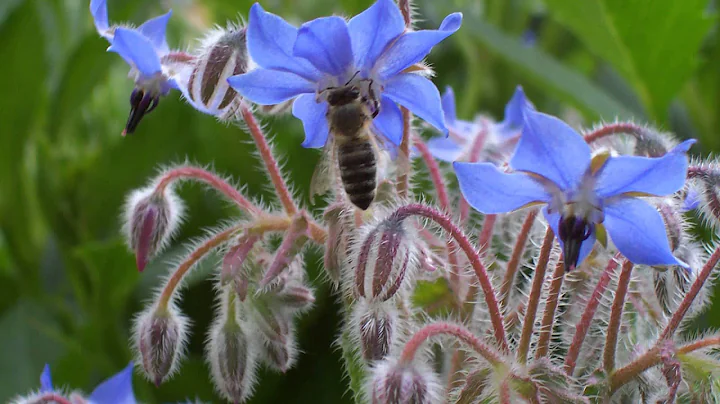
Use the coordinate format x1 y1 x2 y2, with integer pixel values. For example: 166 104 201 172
40 364 53 392
454 162 551 214
510 110 590 191
293 17 353 76
441 86 457 125
89 362 137 404
595 139 696 199
372 96 403 146
682 188 700 212
228 69 314 105
383 73 446 134
90 0 109 36
426 136 463 162
138 10 172 56
604 198 686 267
544 208 596 268
108 28 162 76
496 85 533 136
293 93 330 148
246 3 321 81
348 0 405 70
375 12 463 80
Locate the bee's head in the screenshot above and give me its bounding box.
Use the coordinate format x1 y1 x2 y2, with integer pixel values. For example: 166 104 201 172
325 85 362 106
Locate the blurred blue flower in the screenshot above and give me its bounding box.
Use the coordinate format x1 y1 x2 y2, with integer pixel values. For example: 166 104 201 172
425 85 533 163
454 109 695 271
681 187 700 212
228 0 462 148
40 362 137 404
90 0 190 135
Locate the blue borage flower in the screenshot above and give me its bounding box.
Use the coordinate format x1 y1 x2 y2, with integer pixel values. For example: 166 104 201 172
228 0 463 149
454 109 695 271
90 0 193 135
425 85 534 163
37 362 137 403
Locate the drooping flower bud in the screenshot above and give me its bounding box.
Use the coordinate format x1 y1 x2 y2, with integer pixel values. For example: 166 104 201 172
187 25 249 119
207 289 258 403
259 213 309 288
133 305 189 386
323 202 352 285
221 233 260 301
123 186 184 271
354 216 417 302
250 302 297 372
369 358 441 404
261 327 297 373
275 285 315 311
353 300 398 362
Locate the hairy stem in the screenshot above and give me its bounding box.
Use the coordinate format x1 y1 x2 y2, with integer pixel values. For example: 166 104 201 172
478 214 497 255
583 122 646 144
517 228 554 363
500 209 538 308
35 394 72 404
564 253 622 375
397 107 412 199
499 379 512 404
392 204 508 351
399 322 502 366
398 0 412 26
240 105 297 215
154 165 260 215
604 260 635 373
534 260 565 359
412 135 450 211
660 244 720 340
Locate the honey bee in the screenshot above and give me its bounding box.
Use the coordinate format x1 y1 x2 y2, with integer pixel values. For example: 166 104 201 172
310 73 401 210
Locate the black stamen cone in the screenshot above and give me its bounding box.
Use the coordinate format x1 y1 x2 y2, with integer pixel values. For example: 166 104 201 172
558 215 594 272
124 89 160 136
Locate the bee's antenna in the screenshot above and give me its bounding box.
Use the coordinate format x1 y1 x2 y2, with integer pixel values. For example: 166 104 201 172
344 71 361 86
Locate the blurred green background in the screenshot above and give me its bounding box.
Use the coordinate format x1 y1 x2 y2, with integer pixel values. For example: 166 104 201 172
0 0 718 401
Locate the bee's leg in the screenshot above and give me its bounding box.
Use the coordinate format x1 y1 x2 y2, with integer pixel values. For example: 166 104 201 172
365 80 380 118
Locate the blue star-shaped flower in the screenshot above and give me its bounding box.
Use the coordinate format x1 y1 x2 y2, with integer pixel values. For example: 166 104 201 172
425 85 533 163
454 109 695 271
40 362 137 404
90 0 190 135
227 0 462 148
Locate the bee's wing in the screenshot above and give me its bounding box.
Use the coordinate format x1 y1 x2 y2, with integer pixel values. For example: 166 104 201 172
373 131 411 180
309 136 336 203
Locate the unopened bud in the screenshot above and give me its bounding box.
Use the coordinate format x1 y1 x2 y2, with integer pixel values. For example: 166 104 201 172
124 186 183 271
369 358 440 404
261 329 297 373
354 300 398 362
251 304 296 372
276 285 315 311
134 306 188 386
207 313 257 403
259 213 309 288
188 25 249 119
221 234 260 301
355 217 416 301
323 203 352 284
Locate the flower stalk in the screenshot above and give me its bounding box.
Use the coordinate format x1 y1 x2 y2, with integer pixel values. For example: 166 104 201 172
603 260 635 373
534 260 565 359
398 321 502 366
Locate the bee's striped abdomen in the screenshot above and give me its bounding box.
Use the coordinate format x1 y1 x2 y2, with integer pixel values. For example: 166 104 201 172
337 140 376 210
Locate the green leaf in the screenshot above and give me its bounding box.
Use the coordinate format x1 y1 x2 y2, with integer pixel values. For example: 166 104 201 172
340 330 367 404
411 278 455 317
544 0 715 119
0 301 65 401
460 19 636 121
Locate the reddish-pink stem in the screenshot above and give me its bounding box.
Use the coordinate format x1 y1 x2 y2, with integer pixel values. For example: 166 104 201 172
398 0 412 26
399 322 502 366
412 135 450 211
155 166 260 215
534 260 566 359
241 106 297 215
564 253 622 375
517 229 554 363
499 210 538 308
34 394 72 404
397 108 412 199
583 122 646 144
478 214 497 255
163 51 196 63
604 260 635 373
660 244 720 340
392 204 508 351
499 379 512 404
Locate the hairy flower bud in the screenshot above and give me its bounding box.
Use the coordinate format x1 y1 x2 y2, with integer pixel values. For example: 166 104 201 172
323 203 351 284
188 25 249 119
134 305 188 386
221 233 260 300
250 302 296 372
369 358 441 404
259 213 309 288
123 186 184 271
207 292 258 403
353 300 398 362
261 328 297 373
354 217 417 301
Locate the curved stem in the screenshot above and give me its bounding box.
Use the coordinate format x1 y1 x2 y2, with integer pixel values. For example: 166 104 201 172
517 228 554 363
583 122 646 144
154 166 260 215
412 135 450 211
660 244 720 340
603 260 635 373
399 322 502 366
35 394 72 404
500 209 538 308
392 204 508 351
157 217 291 308
240 106 297 215
534 260 565 359
399 0 412 26
478 214 497 255
397 107 412 199
564 253 622 375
